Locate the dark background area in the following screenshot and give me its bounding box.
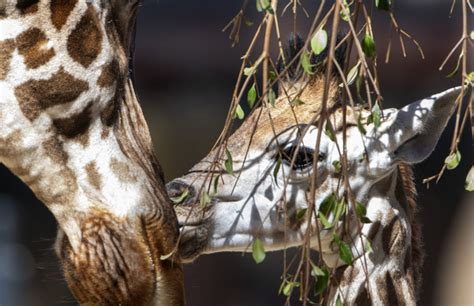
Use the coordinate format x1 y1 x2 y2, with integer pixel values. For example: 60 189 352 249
0 0 472 305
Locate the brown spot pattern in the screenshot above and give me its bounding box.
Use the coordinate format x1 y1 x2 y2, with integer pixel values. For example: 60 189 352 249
52 101 93 139
100 95 119 127
384 272 403 306
43 138 68 164
382 216 406 256
15 67 89 121
0 39 15 80
33 167 78 206
0 130 23 158
85 161 101 190
16 27 55 69
110 157 137 183
97 60 119 88
367 220 381 242
50 0 77 30
333 266 359 288
375 271 410 305
354 286 372 306
16 0 39 14
67 5 103 68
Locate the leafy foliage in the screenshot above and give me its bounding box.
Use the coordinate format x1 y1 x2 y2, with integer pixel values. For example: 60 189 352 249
252 238 266 263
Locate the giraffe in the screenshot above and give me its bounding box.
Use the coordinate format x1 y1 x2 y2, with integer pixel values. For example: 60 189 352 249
168 36 462 304
0 0 184 304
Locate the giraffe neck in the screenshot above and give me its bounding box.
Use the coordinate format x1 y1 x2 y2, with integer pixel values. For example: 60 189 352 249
0 0 140 242
327 164 421 305
0 1 184 304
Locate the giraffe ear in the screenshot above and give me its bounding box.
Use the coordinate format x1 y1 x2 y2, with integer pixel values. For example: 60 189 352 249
388 87 462 164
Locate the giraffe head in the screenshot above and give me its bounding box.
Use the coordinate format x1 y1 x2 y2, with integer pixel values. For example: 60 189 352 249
169 36 461 264
0 0 183 304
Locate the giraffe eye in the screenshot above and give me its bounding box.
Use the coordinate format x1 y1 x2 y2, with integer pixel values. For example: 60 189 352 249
281 146 325 170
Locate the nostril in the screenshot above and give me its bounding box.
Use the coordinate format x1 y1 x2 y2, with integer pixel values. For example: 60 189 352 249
166 180 196 205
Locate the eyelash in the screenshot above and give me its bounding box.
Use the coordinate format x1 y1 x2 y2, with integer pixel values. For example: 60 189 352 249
281 146 326 170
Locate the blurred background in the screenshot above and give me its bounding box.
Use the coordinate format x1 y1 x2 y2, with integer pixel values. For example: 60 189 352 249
0 0 472 305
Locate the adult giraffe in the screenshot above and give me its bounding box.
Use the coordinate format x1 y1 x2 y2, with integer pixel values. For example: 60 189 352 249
169 37 463 304
0 0 184 304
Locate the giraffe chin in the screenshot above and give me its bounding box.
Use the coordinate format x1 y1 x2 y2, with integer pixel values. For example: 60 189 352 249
55 212 184 306
175 204 213 263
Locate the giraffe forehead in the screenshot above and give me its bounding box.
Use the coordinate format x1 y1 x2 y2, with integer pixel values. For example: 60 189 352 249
245 104 363 151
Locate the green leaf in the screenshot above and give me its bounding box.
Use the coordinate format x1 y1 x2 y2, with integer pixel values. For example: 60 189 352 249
244 66 256 76
268 70 277 82
355 202 367 218
446 53 463 78
363 237 373 253
362 33 376 58
467 71 474 82
200 191 211 208
235 104 245 120
357 114 367 135
336 295 343 306
318 211 331 229
445 150 461 170
333 234 353 265
301 50 314 75
252 238 266 263
310 262 325 277
332 160 341 173
333 198 346 225
170 188 189 205
375 0 391 11
273 157 282 180
347 63 360 86
361 216 372 224
268 88 276 107
225 148 234 175
243 18 254 27
465 166 474 192
296 208 307 221
311 29 328 56
256 0 269 12
290 98 305 106
213 175 220 194
355 202 372 223
282 281 300 296
318 193 344 229
369 103 382 127
325 120 336 142
247 83 257 108
314 267 329 295
319 193 337 216
340 0 350 22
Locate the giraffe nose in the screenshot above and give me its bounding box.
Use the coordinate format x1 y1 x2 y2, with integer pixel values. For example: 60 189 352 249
166 180 197 205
